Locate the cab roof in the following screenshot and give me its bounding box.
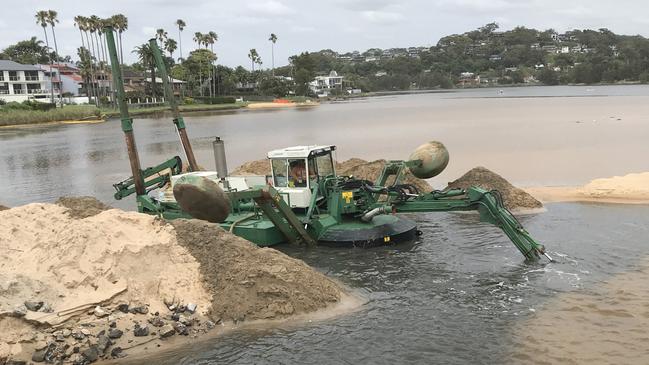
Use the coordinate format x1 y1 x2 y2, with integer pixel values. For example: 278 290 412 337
267 145 336 159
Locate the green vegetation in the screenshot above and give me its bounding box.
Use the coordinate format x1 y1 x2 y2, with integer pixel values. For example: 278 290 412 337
0 101 245 127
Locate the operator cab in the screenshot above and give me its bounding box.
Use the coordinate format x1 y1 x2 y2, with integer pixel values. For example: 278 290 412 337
267 145 336 208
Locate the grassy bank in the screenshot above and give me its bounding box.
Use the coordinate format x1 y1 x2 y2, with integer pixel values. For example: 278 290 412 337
0 102 246 127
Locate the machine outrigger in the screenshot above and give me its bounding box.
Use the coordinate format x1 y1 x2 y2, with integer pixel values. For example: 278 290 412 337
105 28 551 261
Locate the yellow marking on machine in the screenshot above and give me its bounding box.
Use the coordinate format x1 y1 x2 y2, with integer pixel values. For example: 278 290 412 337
342 191 353 203
384 236 391 243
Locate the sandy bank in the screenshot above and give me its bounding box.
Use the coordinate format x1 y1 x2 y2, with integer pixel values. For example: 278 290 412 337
246 101 318 110
525 172 649 205
0 198 355 364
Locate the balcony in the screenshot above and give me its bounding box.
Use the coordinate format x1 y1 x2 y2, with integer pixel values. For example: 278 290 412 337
9 76 20 81
0 90 9 95
27 89 49 95
25 76 40 81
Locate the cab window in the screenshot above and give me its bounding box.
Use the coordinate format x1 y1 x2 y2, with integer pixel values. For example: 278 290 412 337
272 159 288 187
316 154 334 177
288 159 307 187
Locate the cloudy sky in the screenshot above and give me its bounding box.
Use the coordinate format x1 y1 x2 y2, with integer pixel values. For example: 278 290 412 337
3 0 649 67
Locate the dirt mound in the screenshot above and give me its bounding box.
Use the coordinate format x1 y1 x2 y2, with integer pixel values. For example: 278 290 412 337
0 205 8 211
578 172 649 199
55 196 112 218
231 159 270 176
1 201 348 363
446 167 542 210
171 219 342 322
232 158 433 193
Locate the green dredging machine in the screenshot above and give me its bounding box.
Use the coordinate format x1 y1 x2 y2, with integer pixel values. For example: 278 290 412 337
105 28 552 262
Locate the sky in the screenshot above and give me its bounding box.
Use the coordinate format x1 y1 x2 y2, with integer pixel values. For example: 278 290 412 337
2 0 649 68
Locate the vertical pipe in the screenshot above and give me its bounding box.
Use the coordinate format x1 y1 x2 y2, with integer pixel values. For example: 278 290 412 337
149 39 199 172
105 26 145 196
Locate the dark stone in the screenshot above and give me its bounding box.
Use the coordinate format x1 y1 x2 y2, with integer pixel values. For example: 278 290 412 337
73 346 80 353
31 349 46 362
5 360 28 365
81 345 99 363
108 328 123 339
148 316 165 327
110 347 126 358
117 303 129 313
129 305 149 315
171 313 180 321
24 301 44 312
109 321 117 328
133 324 149 337
172 322 188 336
97 334 112 354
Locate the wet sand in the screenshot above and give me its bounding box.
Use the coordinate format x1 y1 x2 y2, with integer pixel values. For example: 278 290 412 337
509 257 649 365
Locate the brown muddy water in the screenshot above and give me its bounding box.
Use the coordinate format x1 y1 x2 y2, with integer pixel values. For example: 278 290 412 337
2 85 649 364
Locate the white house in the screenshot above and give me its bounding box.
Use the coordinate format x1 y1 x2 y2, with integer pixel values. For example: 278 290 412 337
0 60 51 103
309 71 343 97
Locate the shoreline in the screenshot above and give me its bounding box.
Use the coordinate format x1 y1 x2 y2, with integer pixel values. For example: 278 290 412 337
0 101 320 129
105 290 365 364
524 186 649 205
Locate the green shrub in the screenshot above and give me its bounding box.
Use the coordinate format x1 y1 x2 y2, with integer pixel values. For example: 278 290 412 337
183 97 195 105
0 99 5 106
195 96 236 104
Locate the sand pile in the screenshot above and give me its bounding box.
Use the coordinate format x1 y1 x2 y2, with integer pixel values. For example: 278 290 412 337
172 220 342 322
0 199 348 363
0 205 8 211
232 158 433 193
446 167 542 210
578 172 649 200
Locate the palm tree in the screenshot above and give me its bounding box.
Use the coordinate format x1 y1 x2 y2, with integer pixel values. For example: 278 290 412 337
74 16 94 103
248 49 261 72
207 31 218 97
46 10 62 107
111 14 128 64
133 43 157 98
156 28 168 47
176 19 186 61
75 16 98 105
35 10 55 103
269 33 277 76
164 38 177 58
193 32 205 95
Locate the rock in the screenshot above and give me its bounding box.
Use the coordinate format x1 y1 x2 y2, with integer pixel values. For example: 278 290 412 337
172 322 188 336
31 349 46 362
81 345 99 363
133 324 149 337
108 328 123 339
178 314 192 326
159 324 175 339
6 360 28 365
109 321 116 328
71 331 85 341
186 303 197 314
177 305 187 313
129 305 149 314
80 328 91 336
12 305 27 317
110 347 125 358
117 303 129 313
93 306 109 318
148 316 165 327
205 320 216 330
40 303 53 313
62 329 71 338
171 313 180 321
97 334 112 354
24 301 44 312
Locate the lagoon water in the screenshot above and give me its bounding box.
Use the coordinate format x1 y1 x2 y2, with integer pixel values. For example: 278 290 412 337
2 85 649 363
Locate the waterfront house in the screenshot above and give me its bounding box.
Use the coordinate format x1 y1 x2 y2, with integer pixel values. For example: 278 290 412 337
0 60 51 103
309 71 343 97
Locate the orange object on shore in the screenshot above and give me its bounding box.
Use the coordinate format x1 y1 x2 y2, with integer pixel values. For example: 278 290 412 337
273 99 292 103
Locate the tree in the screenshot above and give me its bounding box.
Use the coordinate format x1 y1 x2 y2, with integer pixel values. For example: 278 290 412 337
77 47 94 103
290 52 315 95
35 10 55 103
156 28 168 47
164 38 178 58
269 33 278 76
111 14 128 64
207 31 218 96
133 43 157 97
0 37 49 64
248 48 261 72
258 73 292 97
176 19 186 61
